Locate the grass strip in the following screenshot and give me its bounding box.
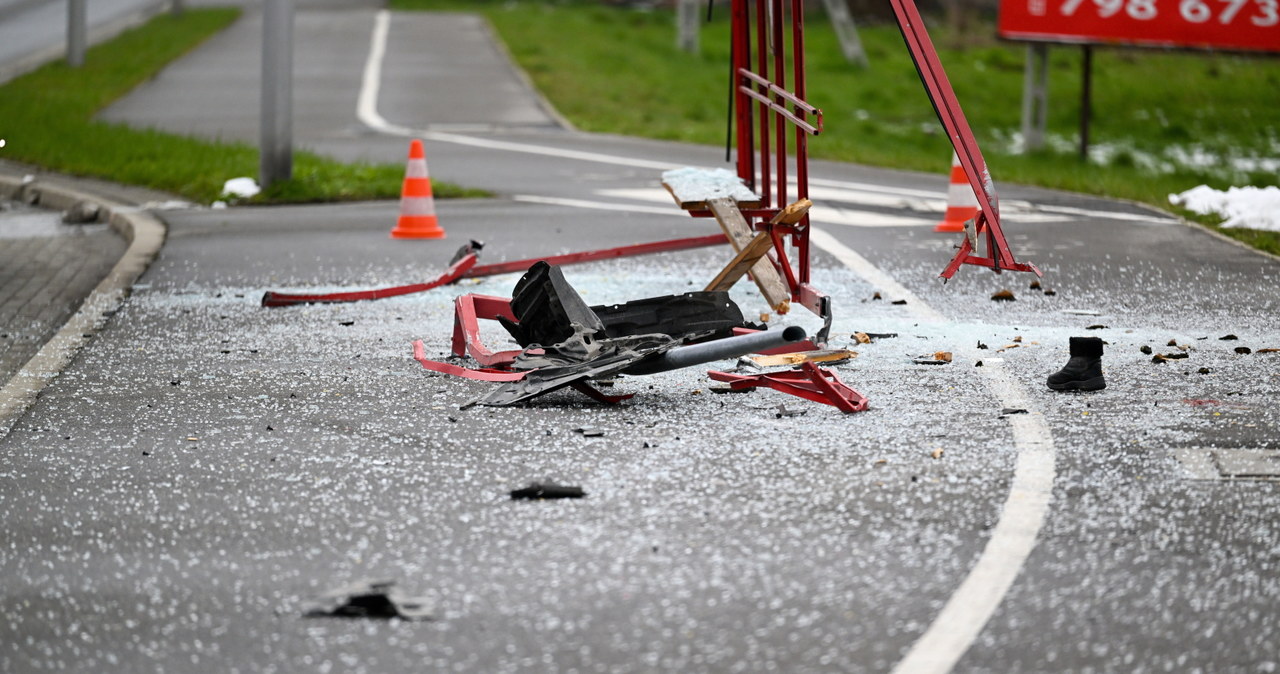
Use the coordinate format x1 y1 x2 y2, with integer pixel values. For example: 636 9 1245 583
0 9 482 204
391 0 1280 255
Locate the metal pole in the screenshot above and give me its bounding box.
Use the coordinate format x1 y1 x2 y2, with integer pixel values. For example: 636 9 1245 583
1019 43 1048 152
171 0 184 17
677 0 700 53
260 0 294 188
67 0 86 67
1079 44 1092 161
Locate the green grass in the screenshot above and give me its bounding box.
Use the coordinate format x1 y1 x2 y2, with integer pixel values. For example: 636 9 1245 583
391 0 1280 255
0 9 483 204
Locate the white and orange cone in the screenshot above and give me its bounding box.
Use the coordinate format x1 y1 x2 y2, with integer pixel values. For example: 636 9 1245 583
390 139 445 239
935 151 979 233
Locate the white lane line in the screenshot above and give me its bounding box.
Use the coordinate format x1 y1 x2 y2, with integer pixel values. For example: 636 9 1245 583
809 228 1056 674
512 194 687 216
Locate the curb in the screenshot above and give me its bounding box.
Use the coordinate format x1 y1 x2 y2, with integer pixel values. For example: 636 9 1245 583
0 175 166 437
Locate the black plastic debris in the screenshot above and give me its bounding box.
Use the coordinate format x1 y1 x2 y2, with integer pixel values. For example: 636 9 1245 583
1000 408 1029 416
891 299 908 305
990 289 1016 302
1140 345 1153 355
1086 324 1107 330
573 427 605 437
1220 334 1239 341
510 483 586 500
1235 346 1252 355
303 580 434 621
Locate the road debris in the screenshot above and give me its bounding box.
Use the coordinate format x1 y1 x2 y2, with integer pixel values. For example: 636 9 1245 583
303 580 434 621
930 448 945 459
991 289 1016 302
1235 346 1253 355
749 349 857 367
573 427 605 437
510 483 587 500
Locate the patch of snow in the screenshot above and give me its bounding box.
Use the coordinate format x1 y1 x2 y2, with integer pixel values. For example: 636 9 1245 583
221 177 261 199
1169 185 1280 232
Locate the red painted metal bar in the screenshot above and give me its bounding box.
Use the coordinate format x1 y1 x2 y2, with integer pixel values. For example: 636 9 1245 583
887 0 1041 280
464 234 729 279
261 250 478 307
263 234 729 307
754 0 771 206
450 294 522 368
733 0 754 188
413 340 526 382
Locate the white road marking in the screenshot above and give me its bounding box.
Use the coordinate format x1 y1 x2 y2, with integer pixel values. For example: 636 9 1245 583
809 228 1056 674
512 194 686 216
366 15 1059 667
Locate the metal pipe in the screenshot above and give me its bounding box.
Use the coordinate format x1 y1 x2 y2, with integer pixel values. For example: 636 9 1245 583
624 326 806 375
260 0 294 188
67 0 86 67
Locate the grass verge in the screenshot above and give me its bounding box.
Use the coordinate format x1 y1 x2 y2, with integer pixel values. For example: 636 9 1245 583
391 0 1280 256
0 9 483 204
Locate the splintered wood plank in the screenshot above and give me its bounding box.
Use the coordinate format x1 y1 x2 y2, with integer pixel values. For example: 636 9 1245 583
770 199 812 225
705 231 773 292
705 198 791 312
661 167 763 210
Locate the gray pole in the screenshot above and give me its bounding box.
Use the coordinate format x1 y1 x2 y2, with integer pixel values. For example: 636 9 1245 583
67 0 86 67
260 0 294 188
171 0 184 17
677 0 699 54
1019 43 1048 152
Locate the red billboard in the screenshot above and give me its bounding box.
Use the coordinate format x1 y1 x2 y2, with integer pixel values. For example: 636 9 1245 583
998 0 1280 53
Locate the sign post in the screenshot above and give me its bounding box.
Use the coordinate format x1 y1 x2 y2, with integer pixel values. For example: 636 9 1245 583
999 0 1280 156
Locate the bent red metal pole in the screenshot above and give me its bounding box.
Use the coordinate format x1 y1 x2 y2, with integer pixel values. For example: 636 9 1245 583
887 0 1040 280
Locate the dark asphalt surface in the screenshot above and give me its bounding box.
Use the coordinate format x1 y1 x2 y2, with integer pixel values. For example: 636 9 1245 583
3 4 1279 673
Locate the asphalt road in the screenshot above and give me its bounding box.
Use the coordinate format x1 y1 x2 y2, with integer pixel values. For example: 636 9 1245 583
3 5 1279 673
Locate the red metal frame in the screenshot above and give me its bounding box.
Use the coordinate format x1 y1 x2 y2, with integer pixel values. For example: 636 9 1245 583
888 0 1041 280
708 362 869 413
726 0 824 312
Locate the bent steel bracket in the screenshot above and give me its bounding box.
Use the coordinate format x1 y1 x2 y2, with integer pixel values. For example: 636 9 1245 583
708 362 869 413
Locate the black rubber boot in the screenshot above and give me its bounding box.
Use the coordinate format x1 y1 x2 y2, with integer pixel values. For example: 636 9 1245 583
1047 336 1106 391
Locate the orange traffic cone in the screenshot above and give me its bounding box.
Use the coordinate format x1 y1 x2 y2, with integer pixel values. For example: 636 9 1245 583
390 139 445 239
935 151 979 233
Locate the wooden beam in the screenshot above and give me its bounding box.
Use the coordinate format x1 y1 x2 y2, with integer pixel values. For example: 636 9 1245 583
705 231 773 292
705 197 791 311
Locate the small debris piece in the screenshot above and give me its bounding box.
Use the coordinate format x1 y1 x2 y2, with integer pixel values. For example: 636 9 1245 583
774 404 807 418
891 299 908 305
303 580 434 621
1198 367 1212 374
977 341 988 350
760 312 771 323
573 427 605 437
1167 339 1179 347
1043 289 1057 296
1063 309 1101 316
338 320 355 326
1086 324 1107 330
61 200 101 225
1029 280 1041 290
930 448 944 460
934 351 953 363
975 360 983 367
1219 334 1238 341
1235 346 1252 355
750 349 858 367
1140 345 1153 355
864 332 898 339
1152 353 1189 363
1257 348 1280 354
510 483 586 500
709 385 752 394
990 289 1016 302
1012 336 1023 343
913 355 950 365
853 332 872 344
1000 408 1029 416
872 292 882 301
